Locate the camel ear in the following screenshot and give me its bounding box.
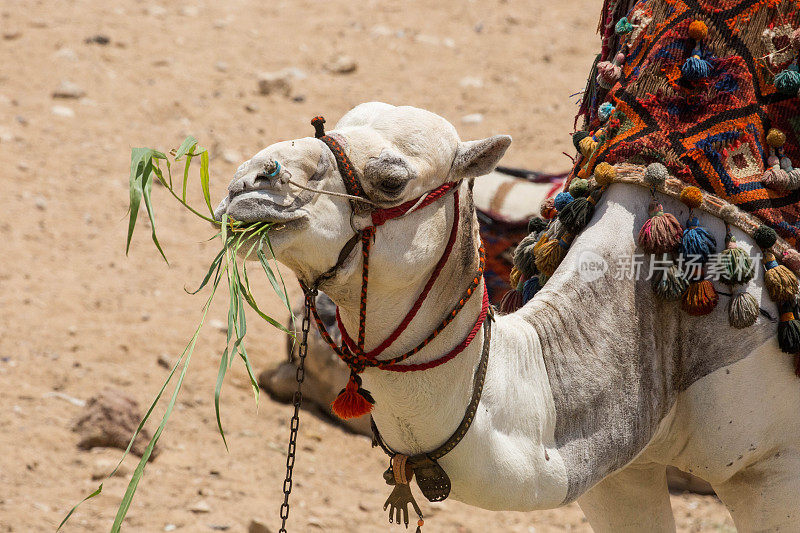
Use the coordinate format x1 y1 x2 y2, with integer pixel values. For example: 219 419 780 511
451 135 512 178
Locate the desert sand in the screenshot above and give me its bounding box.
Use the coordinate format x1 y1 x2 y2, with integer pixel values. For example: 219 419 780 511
0 0 734 531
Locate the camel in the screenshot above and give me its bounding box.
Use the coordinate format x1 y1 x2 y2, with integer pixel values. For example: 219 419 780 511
215 102 800 531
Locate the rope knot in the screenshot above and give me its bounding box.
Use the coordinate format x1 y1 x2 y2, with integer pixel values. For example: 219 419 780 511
311 116 326 138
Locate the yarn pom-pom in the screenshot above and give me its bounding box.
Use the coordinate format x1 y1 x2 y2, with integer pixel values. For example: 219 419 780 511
568 178 590 198
509 265 522 288
598 102 616 121
718 234 754 285
615 17 634 35
539 196 557 220
728 292 759 329
638 200 682 254
681 55 711 81
559 189 601 234
763 166 792 190
331 373 374 420
681 217 717 263
644 162 668 187
522 276 542 304
681 279 719 316
766 128 787 148
499 289 523 314
652 264 689 301
597 62 622 88
534 233 572 276
528 216 548 234
572 131 590 151
775 69 800 95
579 136 598 157
688 20 708 40
778 308 800 354
553 192 575 212
593 162 617 185
719 203 737 220
679 186 703 208
753 225 777 249
514 232 539 279
782 249 800 274
763 252 799 303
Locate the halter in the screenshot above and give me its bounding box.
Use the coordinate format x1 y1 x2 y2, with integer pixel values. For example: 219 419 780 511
299 116 489 420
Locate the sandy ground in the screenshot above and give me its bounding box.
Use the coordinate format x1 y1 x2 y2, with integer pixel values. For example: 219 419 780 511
0 0 735 531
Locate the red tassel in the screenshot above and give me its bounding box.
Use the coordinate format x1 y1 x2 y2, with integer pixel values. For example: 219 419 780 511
681 279 718 316
331 372 374 420
499 288 523 314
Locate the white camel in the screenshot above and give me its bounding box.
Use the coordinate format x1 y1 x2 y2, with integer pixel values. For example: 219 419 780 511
215 102 800 531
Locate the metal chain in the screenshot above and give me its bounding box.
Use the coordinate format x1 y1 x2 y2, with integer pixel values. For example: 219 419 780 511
278 289 313 533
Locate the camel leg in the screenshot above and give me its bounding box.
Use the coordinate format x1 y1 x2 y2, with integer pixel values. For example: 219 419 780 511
712 449 800 532
576 462 675 532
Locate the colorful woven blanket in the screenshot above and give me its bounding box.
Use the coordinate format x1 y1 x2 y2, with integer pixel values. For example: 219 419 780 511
574 0 800 247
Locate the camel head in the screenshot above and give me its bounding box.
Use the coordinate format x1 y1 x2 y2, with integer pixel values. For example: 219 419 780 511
214 102 511 296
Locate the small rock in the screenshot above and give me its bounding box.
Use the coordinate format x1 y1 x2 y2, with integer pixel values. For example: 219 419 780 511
245 103 259 113
248 519 272 533
146 5 167 16
164 525 177 532
179 6 199 17
222 149 240 164
17 161 29 172
43 391 85 407
72 388 158 459
257 71 293 97
459 76 483 89
84 34 110 45
3 31 22 41
34 196 47 210
214 61 228 73
53 80 86 99
54 47 78 61
51 105 75 118
291 95 305 103
209 319 227 333
91 456 129 480
189 499 211 513
157 354 171 369
207 525 230 531
323 56 357 74
461 113 484 124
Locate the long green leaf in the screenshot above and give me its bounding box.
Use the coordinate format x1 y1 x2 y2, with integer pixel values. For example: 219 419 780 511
143 161 168 263
200 149 214 216
126 148 151 254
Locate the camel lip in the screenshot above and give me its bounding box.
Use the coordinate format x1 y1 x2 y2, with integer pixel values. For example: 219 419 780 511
224 191 306 224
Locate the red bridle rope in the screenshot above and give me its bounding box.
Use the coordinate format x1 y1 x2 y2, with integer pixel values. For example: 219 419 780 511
307 184 488 418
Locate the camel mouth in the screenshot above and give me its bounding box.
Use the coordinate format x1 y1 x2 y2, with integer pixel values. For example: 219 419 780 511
219 190 307 224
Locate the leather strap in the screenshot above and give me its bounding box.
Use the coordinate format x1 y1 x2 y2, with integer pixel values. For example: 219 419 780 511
371 311 492 463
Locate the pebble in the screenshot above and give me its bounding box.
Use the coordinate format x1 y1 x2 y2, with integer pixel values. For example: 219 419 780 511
53 80 86 99
84 34 110 45
222 149 240 164
189 499 211 513
157 354 171 369
459 76 484 89
51 105 75 118
34 197 47 210
245 103 259 113
3 31 22 41
207 525 230 531
164 525 177 532
461 113 484 124
54 47 78 61
43 391 86 407
324 56 357 74
179 6 199 17
214 61 228 73
257 71 293 97
209 319 227 332
91 457 129 480
247 519 272 533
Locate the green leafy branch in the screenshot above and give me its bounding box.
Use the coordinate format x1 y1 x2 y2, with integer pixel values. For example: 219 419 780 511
60 138 294 531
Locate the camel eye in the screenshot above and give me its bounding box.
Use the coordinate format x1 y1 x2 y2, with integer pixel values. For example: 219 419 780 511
378 178 407 195
365 151 414 198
